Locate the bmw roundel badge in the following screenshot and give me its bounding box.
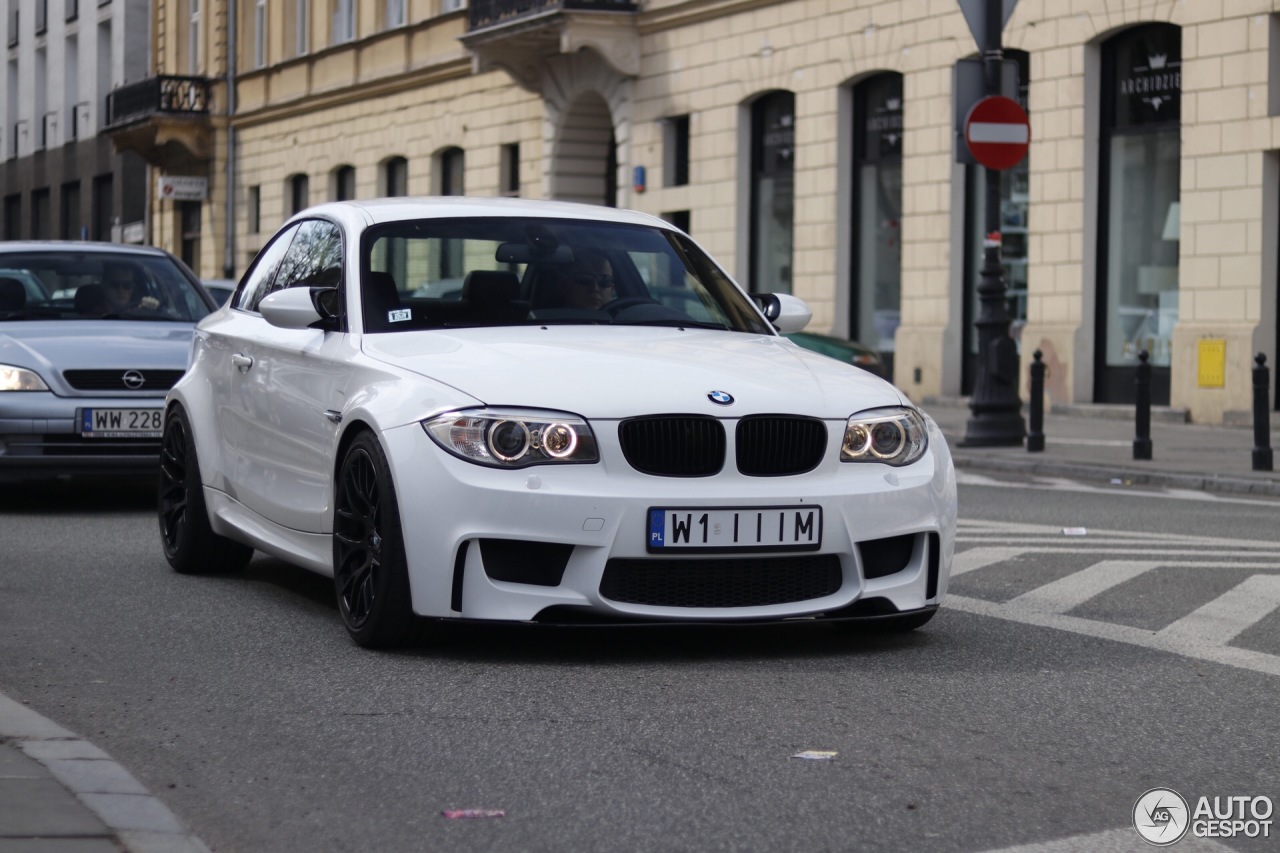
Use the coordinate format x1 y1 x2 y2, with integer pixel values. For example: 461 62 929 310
708 390 734 406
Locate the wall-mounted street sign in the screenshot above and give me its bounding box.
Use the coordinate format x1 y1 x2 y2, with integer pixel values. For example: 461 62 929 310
964 95 1030 170
157 175 208 202
957 0 1019 51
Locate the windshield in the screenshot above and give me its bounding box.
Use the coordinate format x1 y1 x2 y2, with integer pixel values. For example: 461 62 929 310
0 252 214 323
360 218 772 334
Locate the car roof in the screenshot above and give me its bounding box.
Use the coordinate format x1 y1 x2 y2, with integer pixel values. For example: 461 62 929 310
287 197 677 230
0 241 175 258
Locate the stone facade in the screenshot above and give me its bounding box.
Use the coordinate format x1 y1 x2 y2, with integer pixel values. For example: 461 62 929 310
132 0 1280 423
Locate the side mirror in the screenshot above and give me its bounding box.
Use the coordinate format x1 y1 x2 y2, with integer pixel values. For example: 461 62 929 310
259 286 338 330
750 292 812 335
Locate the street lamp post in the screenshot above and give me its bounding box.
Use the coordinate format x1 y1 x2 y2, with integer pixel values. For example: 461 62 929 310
961 0 1026 447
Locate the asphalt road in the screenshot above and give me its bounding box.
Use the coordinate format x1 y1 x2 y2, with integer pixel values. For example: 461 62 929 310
1 476 1277 852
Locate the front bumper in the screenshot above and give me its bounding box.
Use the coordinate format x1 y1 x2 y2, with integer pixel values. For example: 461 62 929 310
0 394 166 481
380 417 958 624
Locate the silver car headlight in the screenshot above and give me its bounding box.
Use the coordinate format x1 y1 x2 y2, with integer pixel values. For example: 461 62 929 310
0 365 49 391
423 408 599 468
841 407 928 466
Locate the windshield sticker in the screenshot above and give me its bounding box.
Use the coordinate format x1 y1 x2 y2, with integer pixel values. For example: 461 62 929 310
388 309 412 323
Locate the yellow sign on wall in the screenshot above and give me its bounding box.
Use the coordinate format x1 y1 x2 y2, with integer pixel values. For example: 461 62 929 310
1198 339 1226 388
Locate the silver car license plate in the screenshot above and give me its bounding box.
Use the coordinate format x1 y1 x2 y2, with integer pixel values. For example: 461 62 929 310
647 506 822 552
80 407 164 438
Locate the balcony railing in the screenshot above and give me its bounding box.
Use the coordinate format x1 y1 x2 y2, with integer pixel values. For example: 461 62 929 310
105 75 211 129
468 0 634 31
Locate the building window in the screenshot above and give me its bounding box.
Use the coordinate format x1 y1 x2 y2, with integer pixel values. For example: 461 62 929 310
60 181 81 239
247 185 261 233
749 91 795 294
35 0 46 34
499 143 519 196
32 189 50 240
961 51 1030 394
382 156 408 196
92 174 112 240
180 201 201 271
66 0 77 22
664 115 690 187
852 73 903 379
1096 23 1181 405
3 194 21 240
332 0 354 44
438 147 464 196
7 1 18 47
288 173 309 215
188 0 201 75
291 0 309 56
253 0 267 68
333 165 355 201
661 210 690 234
439 0 465 12
385 0 405 28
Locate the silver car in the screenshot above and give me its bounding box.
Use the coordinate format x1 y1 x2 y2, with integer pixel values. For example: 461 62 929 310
0 242 217 481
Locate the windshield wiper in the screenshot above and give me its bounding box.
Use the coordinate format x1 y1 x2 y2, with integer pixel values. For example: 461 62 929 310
611 319 730 331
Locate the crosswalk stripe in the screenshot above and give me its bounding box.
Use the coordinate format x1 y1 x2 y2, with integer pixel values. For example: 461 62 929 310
1007 560 1161 614
947 594 1280 678
1157 574 1280 647
977 826 1237 852
951 547 1027 576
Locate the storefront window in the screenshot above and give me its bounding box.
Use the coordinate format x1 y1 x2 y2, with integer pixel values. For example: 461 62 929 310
750 92 794 294
853 73 903 375
1098 23 1181 404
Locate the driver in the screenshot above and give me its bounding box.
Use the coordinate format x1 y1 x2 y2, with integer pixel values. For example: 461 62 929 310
102 262 160 312
545 249 615 310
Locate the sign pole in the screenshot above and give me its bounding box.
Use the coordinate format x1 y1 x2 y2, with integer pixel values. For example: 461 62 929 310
961 0 1026 447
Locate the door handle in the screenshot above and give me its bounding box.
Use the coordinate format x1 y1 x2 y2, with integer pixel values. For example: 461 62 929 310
232 353 254 372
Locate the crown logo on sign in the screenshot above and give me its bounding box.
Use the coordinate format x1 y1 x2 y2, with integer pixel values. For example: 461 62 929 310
886 98 901 111
1148 53 1167 70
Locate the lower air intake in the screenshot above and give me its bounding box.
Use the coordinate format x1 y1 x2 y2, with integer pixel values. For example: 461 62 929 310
599 555 842 608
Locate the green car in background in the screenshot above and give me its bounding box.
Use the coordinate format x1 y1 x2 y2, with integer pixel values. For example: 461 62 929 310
786 331 885 378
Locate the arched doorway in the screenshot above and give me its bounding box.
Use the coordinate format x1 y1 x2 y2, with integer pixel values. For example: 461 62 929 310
550 92 617 206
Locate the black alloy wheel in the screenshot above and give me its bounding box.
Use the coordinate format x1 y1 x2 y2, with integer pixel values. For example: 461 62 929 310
157 406 253 574
333 432 423 648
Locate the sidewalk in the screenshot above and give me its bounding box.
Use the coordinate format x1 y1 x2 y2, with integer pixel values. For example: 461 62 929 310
923 396 1280 497
0 692 209 853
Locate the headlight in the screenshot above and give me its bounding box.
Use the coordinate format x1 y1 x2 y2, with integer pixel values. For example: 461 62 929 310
0 365 49 391
841 407 928 466
423 408 598 468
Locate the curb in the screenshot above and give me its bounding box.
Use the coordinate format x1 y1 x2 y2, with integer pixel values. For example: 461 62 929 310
0 691 212 853
950 451 1280 498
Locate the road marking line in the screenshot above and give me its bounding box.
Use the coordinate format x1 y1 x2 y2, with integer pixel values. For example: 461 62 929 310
1157 574 1280 647
951 547 1027 576
1007 561 1162 614
958 546 1280 559
977 826 1236 852
947 595 1280 678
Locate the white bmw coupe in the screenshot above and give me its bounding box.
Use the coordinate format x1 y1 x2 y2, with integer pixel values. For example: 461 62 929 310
160 198 957 648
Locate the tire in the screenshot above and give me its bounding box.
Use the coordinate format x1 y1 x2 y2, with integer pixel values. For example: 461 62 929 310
332 431 426 649
158 406 253 575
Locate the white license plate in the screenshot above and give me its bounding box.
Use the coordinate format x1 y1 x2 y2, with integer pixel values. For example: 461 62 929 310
647 506 822 553
80 407 164 438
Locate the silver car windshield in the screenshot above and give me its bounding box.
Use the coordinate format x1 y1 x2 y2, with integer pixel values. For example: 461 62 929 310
0 253 213 323
360 218 772 334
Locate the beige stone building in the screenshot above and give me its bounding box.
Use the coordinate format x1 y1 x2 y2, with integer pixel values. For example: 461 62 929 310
104 0 1280 422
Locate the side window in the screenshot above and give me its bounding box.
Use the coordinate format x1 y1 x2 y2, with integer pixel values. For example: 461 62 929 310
272 220 344 293
237 224 301 312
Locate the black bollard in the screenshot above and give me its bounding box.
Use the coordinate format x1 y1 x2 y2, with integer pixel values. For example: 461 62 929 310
1027 350 1045 452
1253 353 1273 472
1133 350 1152 460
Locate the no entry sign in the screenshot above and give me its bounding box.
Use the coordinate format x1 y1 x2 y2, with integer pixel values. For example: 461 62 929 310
964 95 1030 171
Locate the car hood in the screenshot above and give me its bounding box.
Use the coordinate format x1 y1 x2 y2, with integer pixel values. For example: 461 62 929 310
0 321 196 373
360 326 906 419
